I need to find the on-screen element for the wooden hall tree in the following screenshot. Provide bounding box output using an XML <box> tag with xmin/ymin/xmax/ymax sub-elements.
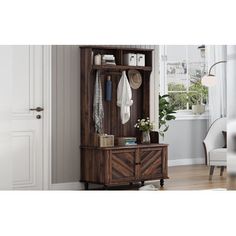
<box><xmin>80</xmin><ymin>46</ymin><xmax>168</xmax><ymax>190</ymax></box>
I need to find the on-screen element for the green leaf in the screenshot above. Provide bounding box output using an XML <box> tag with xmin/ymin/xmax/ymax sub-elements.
<box><xmin>159</xmin><ymin>93</ymin><xmax>177</xmax><ymax>136</ymax></box>
<box><xmin>166</xmin><ymin>115</ymin><xmax>176</xmax><ymax>121</ymax></box>
<box><xmin>160</xmin><ymin>120</ymin><xmax>166</xmax><ymax>125</ymax></box>
<box><xmin>163</xmin><ymin>126</ymin><xmax>169</xmax><ymax>132</ymax></box>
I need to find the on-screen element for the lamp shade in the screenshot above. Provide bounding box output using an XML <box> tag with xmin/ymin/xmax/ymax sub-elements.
<box><xmin>201</xmin><ymin>74</ymin><xmax>216</xmax><ymax>87</ymax></box>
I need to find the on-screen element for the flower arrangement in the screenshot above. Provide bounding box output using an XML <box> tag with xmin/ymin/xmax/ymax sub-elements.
<box><xmin>134</xmin><ymin>117</ymin><xmax>154</xmax><ymax>132</ymax></box>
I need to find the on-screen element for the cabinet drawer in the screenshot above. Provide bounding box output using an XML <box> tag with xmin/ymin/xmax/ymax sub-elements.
<box><xmin>140</xmin><ymin>148</ymin><xmax>163</xmax><ymax>179</ymax></box>
<box><xmin>110</xmin><ymin>149</ymin><xmax>136</xmax><ymax>183</ymax></box>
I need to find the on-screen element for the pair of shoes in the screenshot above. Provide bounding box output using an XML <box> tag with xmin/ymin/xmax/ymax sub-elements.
<box><xmin>139</xmin><ymin>184</ymin><xmax>158</xmax><ymax>191</ymax></box>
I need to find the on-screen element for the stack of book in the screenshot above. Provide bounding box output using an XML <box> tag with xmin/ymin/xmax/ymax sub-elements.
<box><xmin>102</xmin><ymin>54</ymin><xmax>116</xmax><ymax>65</ymax></box>
<box><xmin>116</xmin><ymin>137</ymin><xmax>137</xmax><ymax>146</ymax></box>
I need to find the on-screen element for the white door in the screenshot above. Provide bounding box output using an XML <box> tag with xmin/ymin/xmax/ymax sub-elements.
<box><xmin>11</xmin><ymin>46</ymin><xmax>44</xmax><ymax>190</ymax></box>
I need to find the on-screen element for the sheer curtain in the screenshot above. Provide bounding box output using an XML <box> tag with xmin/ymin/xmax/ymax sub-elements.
<box><xmin>227</xmin><ymin>46</ymin><xmax>236</xmax><ymax>176</ymax></box>
<box><xmin>206</xmin><ymin>45</ymin><xmax>227</xmax><ymax>126</ymax></box>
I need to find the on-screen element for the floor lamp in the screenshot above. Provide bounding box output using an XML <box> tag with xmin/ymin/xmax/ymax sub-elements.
<box><xmin>201</xmin><ymin>60</ymin><xmax>227</xmax><ymax>87</ymax></box>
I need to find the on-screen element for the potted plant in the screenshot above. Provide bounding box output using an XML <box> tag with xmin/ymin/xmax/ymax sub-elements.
<box><xmin>134</xmin><ymin>117</ymin><xmax>154</xmax><ymax>144</ymax></box>
<box><xmin>159</xmin><ymin>94</ymin><xmax>177</xmax><ymax>139</ymax></box>
<box><xmin>188</xmin><ymin>81</ymin><xmax>208</xmax><ymax>115</ymax></box>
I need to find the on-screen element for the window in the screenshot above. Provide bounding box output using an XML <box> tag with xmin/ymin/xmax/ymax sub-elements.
<box><xmin>160</xmin><ymin>45</ymin><xmax>208</xmax><ymax>117</ymax></box>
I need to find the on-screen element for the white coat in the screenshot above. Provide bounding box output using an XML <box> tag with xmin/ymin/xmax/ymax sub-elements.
<box><xmin>117</xmin><ymin>71</ymin><xmax>133</xmax><ymax>124</ymax></box>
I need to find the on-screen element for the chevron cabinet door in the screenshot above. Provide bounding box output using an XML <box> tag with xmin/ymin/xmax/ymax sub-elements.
<box><xmin>81</xmin><ymin>144</ymin><xmax>168</xmax><ymax>188</ymax></box>
<box><xmin>140</xmin><ymin>148</ymin><xmax>163</xmax><ymax>179</ymax></box>
<box><xmin>111</xmin><ymin>149</ymin><xmax>136</xmax><ymax>183</ymax></box>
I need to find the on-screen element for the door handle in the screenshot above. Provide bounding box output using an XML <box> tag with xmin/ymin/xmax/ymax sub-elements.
<box><xmin>30</xmin><ymin>107</ymin><xmax>44</xmax><ymax>112</ymax></box>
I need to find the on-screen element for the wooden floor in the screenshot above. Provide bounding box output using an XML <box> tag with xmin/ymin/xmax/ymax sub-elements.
<box><xmin>158</xmin><ymin>164</ymin><xmax>227</xmax><ymax>190</ymax></box>
<box><xmin>93</xmin><ymin>165</ymin><xmax>227</xmax><ymax>190</ymax></box>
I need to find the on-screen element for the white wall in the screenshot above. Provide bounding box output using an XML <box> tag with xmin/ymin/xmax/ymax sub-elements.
<box><xmin>164</xmin><ymin>119</ymin><xmax>208</xmax><ymax>165</ymax></box>
<box><xmin>52</xmin><ymin>45</ymin><xmax>80</xmax><ymax>184</ymax></box>
<box><xmin>0</xmin><ymin>46</ymin><xmax>12</xmax><ymax>189</ymax></box>
<box><xmin>227</xmin><ymin>46</ymin><xmax>236</xmax><ymax>120</ymax></box>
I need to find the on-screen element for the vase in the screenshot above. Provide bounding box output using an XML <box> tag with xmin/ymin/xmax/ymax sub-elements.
<box><xmin>159</xmin><ymin>134</ymin><xmax>165</xmax><ymax>144</ymax></box>
<box><xmin>192</xmin><ymin>104</ymin><xmax>205</xmax><ymax>115</ymax></box>
<box><xmin>141</xmin><ymin>131</ymin><xmax>151</xmax><ymax>144</ymax></box>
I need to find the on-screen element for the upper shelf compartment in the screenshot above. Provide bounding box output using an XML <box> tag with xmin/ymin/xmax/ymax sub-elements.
<box><xmin>80</xmin><ymin>45</ymin><xmax>153</xmax><ymax>70</ymax></box>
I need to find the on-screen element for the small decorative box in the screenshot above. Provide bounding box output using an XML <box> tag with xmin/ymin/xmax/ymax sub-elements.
<box><xmin>136</xmin><ymin>54</ymin><xmax>145</xmax><ymax>66</ymax></box>
<box><xmin>95</xmin><ymin>134</ymin><xmax>114</xmax><ymax>147</ymax></box>
<box><xmin>124</xmin><ymin>53</ymin><xmax>137</xmax><ymax>66</ymax></box>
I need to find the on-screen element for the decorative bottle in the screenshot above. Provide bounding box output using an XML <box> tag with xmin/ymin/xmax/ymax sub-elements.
<box><xmin>105</xmin><ymin>75</ymin><xmax>112</xmax><ymax>101</ymax></box>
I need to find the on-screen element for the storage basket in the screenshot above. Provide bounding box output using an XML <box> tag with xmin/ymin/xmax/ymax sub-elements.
<box><xmin>95</xmin><ymin>134</ymin><xmax>114</xmax><ymax>147</ymax></box>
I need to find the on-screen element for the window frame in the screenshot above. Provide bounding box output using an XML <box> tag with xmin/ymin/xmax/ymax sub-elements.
<box><xmin>159</xmin><ymin>45</ymin><xmax>209</xmax><ymax>120</ymax></box>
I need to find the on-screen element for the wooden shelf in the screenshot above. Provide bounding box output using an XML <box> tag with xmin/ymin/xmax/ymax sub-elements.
<box><xmin>92</xmin><ymin>64</ymin><xmax>152</xmax><ymax>71</ymax></box>
<box><xmin>80</xmin><ymin>45</ymin><xmax>153</xmax><ymax>52</ymax></box>
<box><xmin>81</xmin><ymin>143</ymin><xmax>168</xmax><ymax>150</ymax></box>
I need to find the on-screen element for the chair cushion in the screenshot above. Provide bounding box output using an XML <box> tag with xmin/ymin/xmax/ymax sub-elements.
<box><xmin>209</xmin><ymin>148</ymin><xmax>227</xmax><ymax>165</ymax></box>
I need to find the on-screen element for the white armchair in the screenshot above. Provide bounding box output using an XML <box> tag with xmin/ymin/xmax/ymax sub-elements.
<box><xmin>203</xmin><ymin>117</ymin><xmax>227</xmax><ymax>180</ymax></box>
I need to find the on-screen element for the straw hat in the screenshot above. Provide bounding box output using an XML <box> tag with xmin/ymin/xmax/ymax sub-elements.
<box><xmin>128</xmin><ymin>69</ymin><xmax>142</xmax><ymax>89</ymax></box>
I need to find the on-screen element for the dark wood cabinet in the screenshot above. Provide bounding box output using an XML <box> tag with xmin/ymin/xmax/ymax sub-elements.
<box><xmin>81</xmin><ymin>144</ymin><xmax>168</xmax><ymax>189</ymax></box>
<box><xmin>80</xmin><ymin>46</ymin><xmax>169</xmax><ymax>189</ymax></box>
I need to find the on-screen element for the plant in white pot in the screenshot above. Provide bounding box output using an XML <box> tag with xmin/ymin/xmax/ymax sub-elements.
<box><xmin>188</xmin><ymin>81</ymin><xmax>208</xmax><ymax>115</ymax></box>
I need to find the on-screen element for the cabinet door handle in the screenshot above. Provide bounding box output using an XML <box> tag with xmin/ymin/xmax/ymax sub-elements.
<box><xmin>135</xmin><ymin>162</ymin><xmax>141</xmax><ymax>165</ymax></box>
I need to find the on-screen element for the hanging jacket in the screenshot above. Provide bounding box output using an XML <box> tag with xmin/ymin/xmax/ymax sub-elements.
<box><xmin>117</xmin><ymin>71</ymin><xmax>133</xmax><ymax>124</ymax></box>
<box><xmin>93</xmin><ymin>70</ymin><xmax>104</xmax><ymax>133</ymax></box>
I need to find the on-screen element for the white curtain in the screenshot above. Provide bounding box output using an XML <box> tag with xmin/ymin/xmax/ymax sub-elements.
<box><xmin>206</xmin><ymin>45</ymin><xmax>227</xmax><ymax>126</ymax></box>
<box><xmin>227</xmin><ymin>46</ymin><xmax>236</xmax><ymax>175</ymax></box>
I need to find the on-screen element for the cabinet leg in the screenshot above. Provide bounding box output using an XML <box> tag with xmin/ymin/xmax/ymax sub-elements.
<box><xmin>103</xmin><ymin>185</ymin><xmax>108</xmax><ymax>190</ymax></box>
<box><xmin>160</xmin><ymin>179</ymin><xmax>164</xmax><ymax>187</ymax></box>
<box><xmin>84</xmin><ymin>182</ymin><xmax>89</xmax><ymax>190</ymax></box>
<box><xmin>141</xmin><ymin>181</ymin><xmax>145</xmax><ymax>186</ymax></box>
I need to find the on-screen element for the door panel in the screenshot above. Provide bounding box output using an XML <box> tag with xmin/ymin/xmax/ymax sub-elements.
<box><xmin>12</xmin><ymin>46</ymin><xmax>33</xmax><ymax>115</ymax></box>
<box><xmin>11</xmin><ymin>46</ymin><xmax>43</xmax><ymax>190</ymax></box>
<box><xmin>12</xmin><ymin>131</ymin><xmax>36</xmax><ymax>186</ymax></box>
<box><xmin>111</xmin><ymin>150</ymin><xmax>136</xmax><ymax>182</ymax></box>
<box><xmin>140</xmin><ymin>148</ymin><xmax>163</xmax><ymax>179</ymax></box>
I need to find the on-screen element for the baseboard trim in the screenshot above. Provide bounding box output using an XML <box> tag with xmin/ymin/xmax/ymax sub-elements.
<box><xmin>168</xmin><ymin>158</ymin><xmax>205</xmax><ymax>167</ymax></box>
<box><xmin>50</xmin><ymin>181</ymin><xmax>83</xmax><ymax>190</ymax></box>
